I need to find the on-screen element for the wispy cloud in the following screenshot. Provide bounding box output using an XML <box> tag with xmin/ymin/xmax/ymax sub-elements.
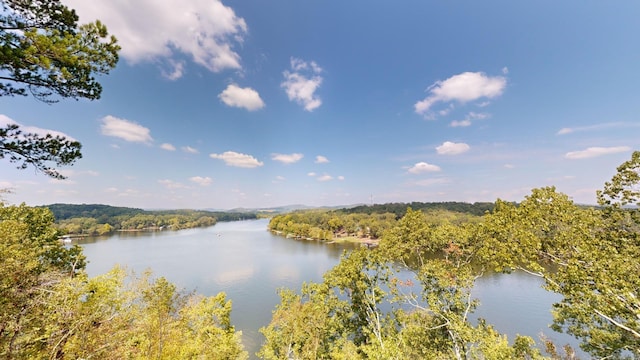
<box><xmin>408</xmin><ymin>162</ymin><xmax>441</xmax><ymax>174</ymax></box>
<box><xmin>160</xmin><ymin>143</ymin><xmax>176</xmax><ymax>151</ymax></box>
<box><xmin>436</xmin><ymin>141</ymin><xmax>470</xmax><ymax>155</ymax></box>
<box><xmin>281</xmin><ymin>58</ymin><xmax>323</xmax><ymax>111</ymax></box>
<box><xmin>158</xmin><ymin>179</ymin><xmax>188</xmax><ymax>189</ymax></box>
<box><xmin>565</xmin><ymin>146</ymin><xmax>631</xmax><ymax>159</ymax></box>
<box><xmin>219</xmin><ymin>84</ymin><xmax>265</xmax><ymax>111</ymax></box>
<box><xmin>100</xmin><ymin>115</ymin><xmax>153</xmax><ymax>143</ymax></box>
<box><xmin>189</xmin><ymin>176</ymin><xmax>213</xmax><ymax>186</ymax></box>
<box><xmin>66</xmin><ymin>0</ymin><xmax>247</xmax><ymax>76</ymax></box>
<box><xmin>271</xmin><ymin>153</ymin><xmax>304</xmax><ymax>164</ymax></box>
<box><xmin>0</xmin><ymin>114</ymin><xmax>76</xmax><ymax>141</ymax></box>
<box><xmin>557</xmin><ymin>122</ymin><xmax>640</xmax><ymax>135</ymax></box>
<box><xmin>450</xmin><ymin>112</ymin><xmax>489</xmax><ymax>127</ymax></box>
<box><xmin>182</xmin><ymin>146</ymin><xmax>199</xmax><ymax>154</ymax></box>
<box><xmin>210</xmin><ymin>151</ymin><xmax>263</xmax><ymax>168</ymax></box>
<box><xmin>414</xmin><ymin>71</ymin><xmax>506</xmax><ymax>118</ymax></box>
<box><xmin>414</xmin><ymin>178</ymin><xmax>448</xmax><ymax>187</ymax></box>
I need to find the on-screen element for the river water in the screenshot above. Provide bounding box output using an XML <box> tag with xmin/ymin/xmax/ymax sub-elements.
<box><xmin>79</xmin><ymin>219</ymin><xmax>583</xmax><ymax>358</ymax></box>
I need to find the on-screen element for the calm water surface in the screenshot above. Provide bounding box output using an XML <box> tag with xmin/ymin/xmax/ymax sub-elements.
<box><xmin>79</xmin><ymin>219</ymin><xmax>582</xmax><ymax>358</ymax></box>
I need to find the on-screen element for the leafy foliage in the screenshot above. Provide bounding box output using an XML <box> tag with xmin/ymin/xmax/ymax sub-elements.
<box><xmin>1</xmin><ymin>0</ymin><xmax>119</xmax><ymax>178</ymax></box>
<box><xmin>0</xmin><ymin>0</ymin><xmax>119</xmax><ymax>101</ymax></box>
<box><xmin>0</xmin><ymin>203</ymin><xmax>247</xmax><ymax>359</ymax></box>
<box><xmin>0</xmin><ymin>123</ymin><xmax>82</xmax><ymax>179</ymax></box>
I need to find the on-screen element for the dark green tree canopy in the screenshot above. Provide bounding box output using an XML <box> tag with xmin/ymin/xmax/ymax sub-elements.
<box><xmin>0</xmin><ymin>0</ymin><xmax>120</xmax><ymax>101</ymax></box>
<box><xmin>0</xmin><ymin>122</ymin><xmax>81</xmax><ymax>179</ymax></box>
<box><xmin>0</xmin><ymin>0</ymin><xmax>119</xmax><ymax>178</ymax></box>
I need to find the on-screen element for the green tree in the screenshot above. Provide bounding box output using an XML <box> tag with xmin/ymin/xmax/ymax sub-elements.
<box><xmin>1</xmin><ymin>0</ymin><xmax>119</xmax><ymax>178</ymax></box>
<box><xmin>0</xmin><ymin>203</ymin><xmax>85</xmax><ymax>358</ymax></box>
<box><xmin>479</xmin><ymin>152</ymin><xmax>640</xmax><ymax>358</ymax></box>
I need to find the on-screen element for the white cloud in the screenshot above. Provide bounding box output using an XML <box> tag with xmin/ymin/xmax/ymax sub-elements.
<box><xmin>414</xmin><ymin>71</ymin><xmax>506</xmax><ymax>116</ymax></box>
<box><xmin>504</xmin><ymin>164</ymin><xmax>515</xmax><ymax>169</ymax></box>
<box><xmin>160</xmin><ymin>143</ymin><xmax>176</xmax><ymax>151</ymax></box>
<box><xmin>210</xmin><ymin>151</ymin><xmax>263</xmax><ymax>168</ymax></box>
<box><xmin>158</xmin><ymin>179</ymin><xmax>187</xmax><ymax>189</ymax></box>
<box><xmin>557</xmin><ymin>122</ymin><xmax>640</xmax><ymax>135</ymax></box>
<box><xmin>189</xmin><ymin>176</ymin><xmax>212</xmax><ymax>186</ymax></box>
<box><xmin>0</xmin><ymin>114</ymin><xmax>76</xmax><ymax>140</ymax></box>
<box><xmin>307</xmin><ymin>172</ymin><xmax>317</xmax><ymax>177</ymax></box>
<box><xmin>64</xmin><ymin>0</ymin><xmax>247</xmax><ymax>76</ymax></box>
<box><xmin>271</xmin><ymin>153</ymin><xmax>303</xmax><ymax>164</ymax></box>
<box><xmin>219</xmin><ymin>84</ymin><xmax>265</xmax><ymax>111</ymax></box>
<box><xmin>182</xmin><ymin>146</ymin><xmax>199</xmax><ymax>154</ymax></box>
<box><xmin>337</xmin><ymin>176</ymin><xmax>345</xmax><ymax>181</ymax></box>
<box><xmin>436</xmin><ymin>141</ymin><xmax>470</xmax><ymax>155</ymax></box>
<box><xmin>100</xmin><ymin>115</ymin><xmax>153</xmax><ymax>143</ymax></box>
<box><xmin>450</xmin><ymin>112</ymin><xmax>489</xmax><ymax>127</ymax></box>
<box><xmin>408</xmin><ymin>162</ymin><xmax>441</xmax><ymax>174</ymax></box>
<box><xmin>161</xmin><ymin>60</ymin><xmax>185</xmax><ymax>80</ymax></box>
<box><xmin>317</xmin><ymin>174</ymin><xmax>333</xmax><ymax>182</ymax></box>
<box><xmin>450</xmin><ymin>119</ymin><xmax>471</xmax><ymax>127</ymax></box>
<box><xmin>565</xmin><ymin>146</ymin><xmax>631</xmax><ymax>159</ymax></box>
<box><xmin>281</xmin><ymin>57</ymin><xmax>323</xmax><ymax>111</ymax></box>
<box><xmin>315</xmin><ymin>155</ymin><xmax>330</xmax><ymax>164</ymax></box>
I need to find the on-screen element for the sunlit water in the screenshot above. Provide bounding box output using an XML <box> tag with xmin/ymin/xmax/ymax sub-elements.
<box><xmin>79</xmin><ymin>219</ymin><xmax>583</xmax><ymax>359</ymax></box>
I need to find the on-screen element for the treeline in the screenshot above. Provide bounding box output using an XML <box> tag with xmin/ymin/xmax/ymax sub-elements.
<box><xmin>339</xmin><ymin>201</ymin><xmax>495</xmax><ymax>217</ymax></box>
<box><xmin>43</xmin><ymin>203</ymin><xmax>257</xmax><ymax>236</ymax></box>
<box><xmin>269</xmin><ymin>208</ymin><xmax>483</xmax><ymax>241</ymax></box>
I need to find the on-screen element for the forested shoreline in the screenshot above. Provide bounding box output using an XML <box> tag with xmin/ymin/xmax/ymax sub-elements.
<box><xmin>42</xmin><ymin>203</ymin><xmax>258</xmax><ymax>236</ymax></box>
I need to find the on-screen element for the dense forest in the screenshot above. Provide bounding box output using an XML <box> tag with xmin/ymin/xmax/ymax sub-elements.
<box><xmin>2</xmin><ymin>151</ymin><xmax>638</xmax><ymax>359</ymax></box>
<box><xmin>268</xmin><ymin>201</ymin><xmax>492</xmax><ymax>241</ymax></box>
<box><xmin>42</xmin><ymin>203</ymin><xmax>258</xmax><ymax>236</ymax></box>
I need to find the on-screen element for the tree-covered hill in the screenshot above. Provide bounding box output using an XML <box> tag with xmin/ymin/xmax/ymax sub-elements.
<box><xmin>337</xmin><ymin>201</ymin><xmax>495</xmax><ymax>218</ymax></box>
<box><xmin>40</xmin><ymin>203</ymin><xmax>258</xmax><ymax>236</ymax></box>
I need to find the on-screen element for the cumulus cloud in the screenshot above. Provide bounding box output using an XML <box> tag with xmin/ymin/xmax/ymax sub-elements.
<box><xmin>565</xmin><ymin>146</ymin><xmax>631</xmax><ymax>159</ymax></box>
<box><xmin>160</xmin><ymin>143</ymin><xmax>176</xmax><ymax>151</ymax></box>
<box><xmin>315</xmin><ymin>155</ymin><xmax>330</xmax><ymax>164</ymax></box>
<box><xmin>414</xmin><ymin>72</ymin><xmax>506</xmax><ymax>117</ymax></box>
<box><xmin>271</xmin><ymin>153</ymin><xmax>303</xmax><ymax>164</ymax></box>
<box><xmin>337</xmin><ymin>176</ymin><xmax>345</xmax><ymax>181</ymax></box>
<box><xmin>219</xmin><ymin>84</ymin><xmax>265</xmax><ymax>111</ymax></box>
<box><xmin>189</xmin><ymin>176</ymin><xmax>213</xmax><ymax>186</ymax></box>
<box><xmin>317</xmin><ymin>174</ymin><xmax>333</xmax><ymax>182</ymax></box>
<box><xmin>182</xmin><ymin>146</ymin><xmax>199</xmax><ymax>154</ymax></box>
<box><xmin>281</xmin><ymin>58</ymin><xmax>323</xmax><ymax>111</ymax></box>
<box><xmin>307</xmin><ymin>172</ymin><xmax>317</xmax><ymax>177</ymax></box>
<box><xmin>0</xmin><ymin>114</ymin><xmax>76</xmax><ymax>140</ymax></box>
<box><xmin>64</xmin><ymin>0</ymin><xmax>247</xmax><ymax>76</ymax></box>
<box><xmin>100</xmin><ymin>115</ymin><xmax>152</xmax><ymax>143</ymax></box>
<box><xmin>436</xmin><ymin>141</ymin><xmax>470</xmax><ymax>155</ymax></box>
<box><xmin>408</xmin><ymin>162</ymin><xmax>441</xmax><ymax>174</ymax></box>
<box><xmin>210</xmin><ymin>151</ymin><xmax>263</xmax><ymax>168</ymax></box>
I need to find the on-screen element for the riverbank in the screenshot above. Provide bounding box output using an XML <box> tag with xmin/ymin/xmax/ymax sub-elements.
<box><xmin>271</xmin><ymin>229</ymin><xmax>379</xmax><ymax>247</ymax></box>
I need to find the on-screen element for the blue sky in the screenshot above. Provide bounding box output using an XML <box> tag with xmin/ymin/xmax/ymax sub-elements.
<box><xmin>1</xmin><ymin>1</ymin><xmax>639</xmax><ymax>210</ymax></box>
